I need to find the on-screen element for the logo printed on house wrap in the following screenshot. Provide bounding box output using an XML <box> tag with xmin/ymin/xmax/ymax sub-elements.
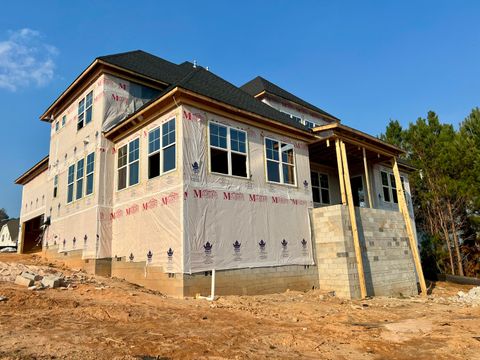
<box><xmin>281</xmin><ymin>239</ymin><xmax>289</xmax><ymax>258</ymax></box>
<box><xmin>203</xmin><ymin>242</ymin><xmax>214</xmax><ymax>264</ymax></box>
<box><xmin>258</xmin><ymin>239</ymin><xmax>268</xmax><ymax>260</ymax></box>
<box><xmin>167</xmin><ymin>248</ymin><xmax>174</xmax><ymax>271</ymax></box>
<box><xmin>233</xmin><ymin>240</ymin><xmax>242</xmax><ymax>261</ymax></box>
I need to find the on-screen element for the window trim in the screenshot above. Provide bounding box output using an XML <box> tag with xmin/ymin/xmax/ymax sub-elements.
<box><xmin>207</xmin><ymin>121</ymin><xmax>250</xmax><ymax>179</ymax></box>
<box><xmin>67</xmin><ymin>164</ymin><xmax>75</xmax><ymax>204</ymax></box>
<box><xmin>85</xmin><ymin>152</ymin><xmax>95</xmax><ymax>197</ymax></box>
<box><xmin>311</xmin><ymin>171</ymin><xmax>330</xmax><ymax>205</ymax></box>
<box><xmin>53</xmin><ymin>175</ymin><xmax>58</xmax><ymax>198</ymax></box>
<box><xmin>77</xmin><ymin>90</ymin><xmax>93</xmax><ymax>131</ymax></box>
<box><xmin>264</xmin><ymin>136</ymin><xmax>297</xmax><ymax>187</ymax></box>
<box><xmin>380</xmin><ymin>170</ymin><xmax>405</xmax><ymax>204</ymax></box>
<box><xmin>117</xmin><ymin>137</ymin><xmax>141</xmax><ymax>191</ymax></box>
<box><xmin>147</xmin><ymin>117</ymin><xmax>177</xmax><ymax>180</ymax></box>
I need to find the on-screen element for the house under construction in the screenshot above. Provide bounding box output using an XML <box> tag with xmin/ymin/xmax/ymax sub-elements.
<box><xmin>15</xmin><ymin>51</ymin><xmax>425</xmax><ymax>299</ymax></box>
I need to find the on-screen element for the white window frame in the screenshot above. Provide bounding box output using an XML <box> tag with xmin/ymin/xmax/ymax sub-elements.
<box><xmin>311</xmin><ymin>171</ymin><xmax>330</xmax><ymax>205</ymax></box>
<box><xmin>53</xmin><ymin>175</ymin><xmax>58</xmax><ymax>198</ymax></box>
<box><xmin>67</xmin><ymin>164</ymin><xmax>75</xmax><ymax>204</ymax></box>
<box><xmin>85</xmin><ymin>152</ymin><xmax>95</xmax><ymax>196</ymax></box>
<box><xmin>77</xmin><ymin>91</ymin><xmax>93</xmax><ymax>131</ymax></box>
<box><xmin>75</xmin><ymin>158</ymin><xmax>85</xmax><ymax>200</ymax></box>
<box><xmin>208</xmin><ymin>121</ymin><xmax>250</xmax><ymax>179</ymax></box>
<box><xmin>117</xmin><ymin>138</ymin><xmax>140</xmax><ymax>191</ymax></box>
<box><xmin>303</xmin><ymin>119</ymin><xmax>316</xmax><ymax>129</ymax></box>
<box><xmin>380</xmin><ymin>170</ymin><xmax>405</xmax><ymax>204</ymax></box>
<box><xmin>264</xmin><ymin>137</ymin><xmax>297</xmax><ymax>186</ymax></box>
<box><xmin>147</xmin><ymin>117</ymin><xmax>177</xmax><ymax>180</ymax></box>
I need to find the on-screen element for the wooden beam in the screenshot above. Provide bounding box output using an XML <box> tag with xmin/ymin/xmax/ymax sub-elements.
<box><xmin>335</xmin><ymin>139</ymin><xmax>346</xmax><ymax>205</ymax></box>
<box><xmin>363</xmin><ymin>148</ymin><xmax>373</xmax><ymax>208</ymax></box>
<box><xmin>391</xmin><ymin>157</ymin><xmax>427</xmax><ymax>297</ymax></box>
<box><xmin>340</xmin><ymin>141</ymin><xmax>367</xmax><ymax>299</ymax></box>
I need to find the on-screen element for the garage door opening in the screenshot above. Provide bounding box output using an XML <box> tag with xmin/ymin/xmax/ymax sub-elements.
<box><xmin>21</xmin><ymin>215</ymin><xmax>44</xmax><ymax>253</ymax></box>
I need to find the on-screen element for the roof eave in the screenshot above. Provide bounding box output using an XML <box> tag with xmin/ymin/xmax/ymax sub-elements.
<box><xmin>104</xmin><ymin>87</ymin><xmax>316</xmax><ymax>142</ymax></box>
<box><xmin>15</xmin><ymin>156</ymin><xmax>49</xmax><ymax>185</ymax></box>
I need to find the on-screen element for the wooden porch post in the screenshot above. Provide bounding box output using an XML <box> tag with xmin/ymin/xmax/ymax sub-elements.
<box><xmin>340</xmin><ymin>141</ymin><xmax>367</xmax><ymax>299</ymax></box>
<box><xmin>392</xmin><ymin>157</ymin><xmax>427</xmax><ymax>296</ymax></box>
<box><xmin>335</xmin><ymin>139</ymin><xmax>346</xmax><ymax>205</ymax></box>
<box><xmin>362</xmin><ymin>148</ymin><xmax>373</xmax><ymax>208</ymax></box>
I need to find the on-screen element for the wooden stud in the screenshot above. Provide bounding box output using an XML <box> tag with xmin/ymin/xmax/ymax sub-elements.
<box><xmin>340</xmin><ymin>141</ymin><xmax>367</xmax><ymax>299</ymax></box>
<box><xmin>391</xmin><ymin>157</ymin><xmax>428</xmax><ymax>297</ymax></box>
<box><xmin>326</xmin><ymin>139</ymin><xmax>330</xmax><ymax>147</ymax></box>
<box><xmin>335</xmin><ymin>139</ymin><xmax>346</xmax><ymax>205</ymax></box>
<box><xmin>362</xmin><ymin>147</ymin><xmax>373</xmax><ymax>208</ymax></box>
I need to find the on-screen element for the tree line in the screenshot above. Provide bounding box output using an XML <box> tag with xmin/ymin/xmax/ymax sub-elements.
<box><xmin>380</xmin><ymin>109</ymin><xmax>480</xmax><ymax>278</ymax></box>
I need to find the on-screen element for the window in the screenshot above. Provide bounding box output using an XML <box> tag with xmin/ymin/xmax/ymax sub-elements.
<box><xmin>265</xmin><ymin>138</ymin><xmax>296</xmax><ymax>185</ymax></box>
<box><xmin>311</xmin><ymin>171</ymin><xmax>330</xmax><ymax>204</ymax></box>
<box><xmin>76</xmin><ymin>159</ymin><xmax>84</xmax><ymax>200</ymax></box>
<box><xmin>62</xmin><ymin>115</ymin><xmax>66</xmax><ymax>127</ymax></box>
<box><xmin>148</xmin><ymin>119</ymin><xmax>176</xmax><ymax>179</ymax></box>
<box><xmin>304</xmin><ymin>120</ymin><xmax>316</xmax><ymax>129</ymax></box>
<box><xmin>55</xmin><ymin>121</ymin><xmax>59</xmax><ymax>132</ymax></box>
<box><xmin>67</xmin><ymin>164</ymin><xmax>75</xmax><ymax>203</ymax></box>
<box><xmin>53</xmin><ymin>175</ymin><xmax>58</xmax><ymax>198</ymax></box>
<box><xmin>118</xmin><ymin>138</ymin><xmax>139</xmax><ymax>190</ymax></box>
<box><xmin>77</xmin><ymin>91</ymin><xmax>93</xmax><ymax>130</ymax></box>
<box><xmin>162</xmin><ymin>119</ymin><xmax>176</xmax><ymax>173</ymax></box>
<box><xmin>280</xmin><ymin>111</ymin><xmax>302</xmax><ymax>124</ymax></box>
<box><xmin>381</xmin><ymin>171</ymin><xmax>405</xmax><ymax>204</ymax></box>
<box><xmin>86</xmin><ymin>152</ymin><xmax>95</xmax><ymax>195</ymax></box>
<box><xmin>209</xmin><ymin>122</ymin><xmax>248</xmax><ymax>177</ymax></box>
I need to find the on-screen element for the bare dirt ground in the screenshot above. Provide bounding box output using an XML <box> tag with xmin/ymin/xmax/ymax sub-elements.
<box><xmin>0</xmin><ymin>254</ymin><xmax>479</xmax><ymax>360</ymax></box>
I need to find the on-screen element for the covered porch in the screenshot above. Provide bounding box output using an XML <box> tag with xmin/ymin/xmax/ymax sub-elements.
<box><xmin>308</xmin><ymin>123</ymin><xmax>426</xmax><ymax>298</ymax></box>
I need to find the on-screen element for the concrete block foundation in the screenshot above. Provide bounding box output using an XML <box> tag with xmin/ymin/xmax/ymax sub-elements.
<box><xmin>40</xmin><ymin>205</ymin><xmax>418</xmax><ymax>299</ymax></box>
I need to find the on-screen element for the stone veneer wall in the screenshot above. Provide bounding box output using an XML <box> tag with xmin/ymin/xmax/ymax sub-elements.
<box><xmin>312</xmin><ymin>205</ymin><xmax>418</xmax><ymax>299</ymax></box>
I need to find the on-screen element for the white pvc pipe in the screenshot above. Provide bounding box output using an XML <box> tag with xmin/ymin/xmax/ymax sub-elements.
<box><xmin>198</xmin><ymin>269</ymin><xmax>216</xmax><ymax>301</ymax></box>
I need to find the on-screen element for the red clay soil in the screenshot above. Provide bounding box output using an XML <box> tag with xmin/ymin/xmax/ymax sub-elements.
<box><xmin>0</xmin><ymin>254</ymin><xmax>479</xmax><ymax>360</ymax></box>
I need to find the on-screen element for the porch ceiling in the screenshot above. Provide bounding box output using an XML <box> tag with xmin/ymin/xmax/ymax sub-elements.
<box><xmin>308</xmin><ymin>140</ymin><xmax>391</xmax><ymax>168</ymax></box>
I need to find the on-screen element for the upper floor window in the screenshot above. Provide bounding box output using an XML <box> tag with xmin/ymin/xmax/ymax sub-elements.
<box><xmin>62</xmin><ymin>115</ymin><xmax>66</xmax><ymax>127</ymax></box>
<box><xmin>304</xmin><ymin>120</ymin><xmax>316</xmax><ymax>129</ymax></box>
<box><xmin>77</xmin><ymin>91</ymin><xmax>93</xmax><ymax>130</ymax></box>
<box><xmin>118</xmin><ymin>138</ymin><xmax>139</xmax><ymax>190</ymax></box>
<box><xmin>280</xmin><ymin>111</ymin><xmax>302</xmax><ymax>124</ymax></box>
<box><xmin>148</xmin><ymin>118</ymin><xmax>176</xmax><ymax>179</ymax></box>
<box><xmin>209</xmin><ymin>122</ymin><xmax>248</xmax><ymax>178</ymax></box>
<box><xmin>66</xmin><ymin>151</ymin><xmax>95</xmax><ymax>203</ymax></box>
<box><xmin>53</xmin><ymin>175</ymin><xmax>58</xmax><ymax>198</ymax></box>
<box><xmin>265</xmin><ymin>138</ymin><xmax>296</xmax><ymax>185</ymax></box>
<box><xmin>311</xmin><ymin>171</ymin><xmax>330</xmax><ymax>204</ymax></box>
<box><xmin>55</xmin><ymin>121</ymin><xmax>59</xmax><ymax>132</ymax></box>
<box><xmin>381</xmin><ymin>171</ymin><xmax>405</xmax><ymax>204</ymax></box>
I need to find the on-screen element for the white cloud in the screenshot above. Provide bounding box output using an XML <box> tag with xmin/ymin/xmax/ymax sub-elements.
<box><xmin>0</xmin><ymin>28</ymin><xmax>58</xmax><ymax>91</ymax></box>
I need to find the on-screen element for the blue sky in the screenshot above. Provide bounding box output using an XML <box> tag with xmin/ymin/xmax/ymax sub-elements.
<box><xmin>1</xmin><ymin>1</ymin><xmax>479</xmax><ymax>217</ymax></box>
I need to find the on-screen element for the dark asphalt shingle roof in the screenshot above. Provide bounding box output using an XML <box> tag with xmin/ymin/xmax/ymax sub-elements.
<box><xmin>240</xmin><ymin>76</ymin><xmax>339</xmax><ymax>121</ymax></box>
<box><xmin>99</xmin><ymin>51</ymin><xmax>310</xmax><ymax>132</ymax></box>
<box><xmin>98</xmin><ymin>50</ymin><xmax>189</xmax><ymax>85</ymax></box>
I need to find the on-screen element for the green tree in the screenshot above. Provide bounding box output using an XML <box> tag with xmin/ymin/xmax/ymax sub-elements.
<box><xmin>0</xmin><ymin>208</ymin><xmax>8</xmax><ymax>222</ymax></box>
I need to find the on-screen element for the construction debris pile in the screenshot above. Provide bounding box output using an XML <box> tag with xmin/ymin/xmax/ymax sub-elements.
<box><xmin>0</xmin><ymin>260</ymin><xmax>95</xmax><ymax>291</ymax></box>
<box><xmin>452</xmin><ymin>286</ymin><xmax>480</xmax><ymax>306</ymax></box>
